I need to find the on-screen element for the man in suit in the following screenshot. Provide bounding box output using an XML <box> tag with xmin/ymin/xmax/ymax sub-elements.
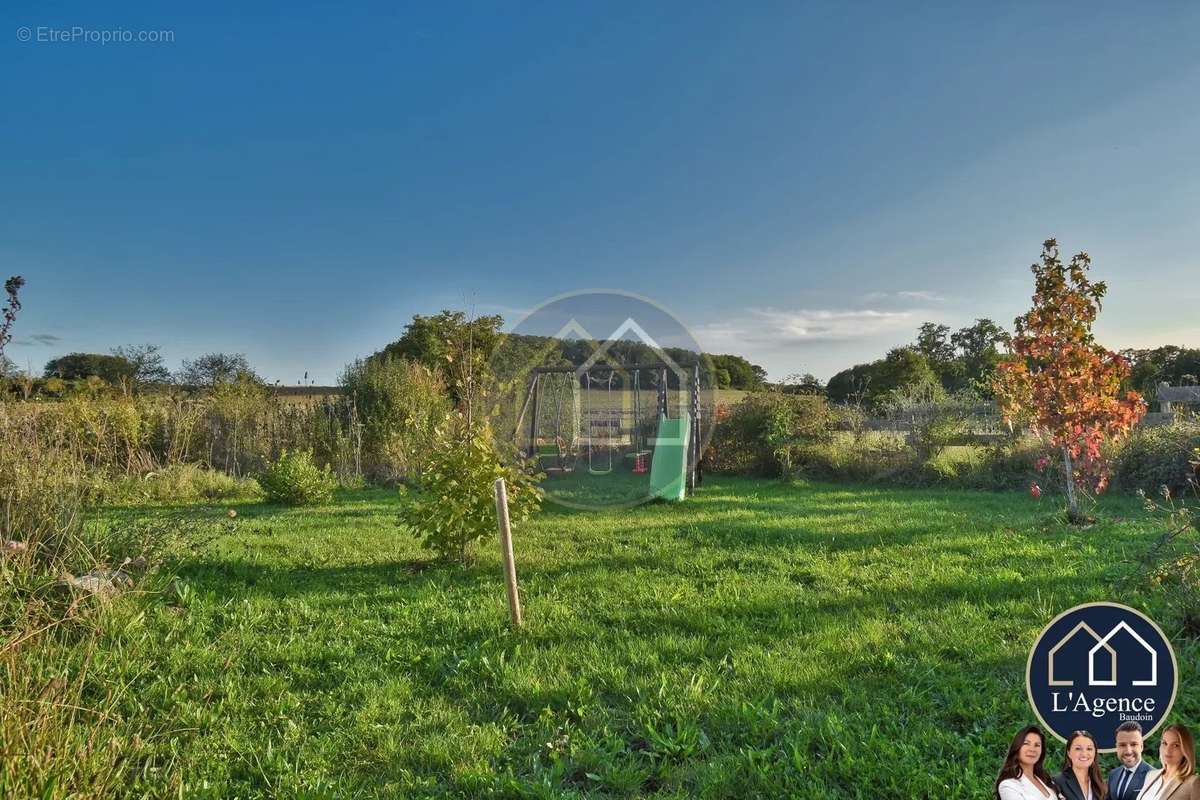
<box><xmin>1109</xmin><ymin>721</ymin><xmax>1153</xmax><ymax>800</ymax></box>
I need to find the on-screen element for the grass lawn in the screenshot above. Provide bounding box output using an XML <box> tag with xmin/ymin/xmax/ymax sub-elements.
<box><xmin>84</xmin><ymin>478</ymin><xmax>1196</xmax><ymax>798</ymax></box>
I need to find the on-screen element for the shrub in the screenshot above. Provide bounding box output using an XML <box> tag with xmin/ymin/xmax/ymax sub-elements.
<box><xmin>0</xmin><ymin>388</ymin><xmax>367</xmax><ymax>496</ymax></box>
<box><xmin>342</xmin><ymin>356</ymin><xmax>451</xmax><ymax>483</ymax></box>
<box><xmin>399</xmin><ymin>413</ymin><xmax>541</xmax><ymax>564</ymax></box>
<box><xmin>702</xmin><ymin>402</ymin><xmax>760</xmax><ymax>475</ymax></box>
<box><xmin>1138</xmin><ymin>454</ymin><xmax>1200</xmax><ymax>634</ymax></box>
<box><xmin>703</xmin><ymin>392</ymin><xmax>832</xmax><ymax>477</ymax></box>
<box><xmin>767</xmin><ymin>394</ymin><xmax>835</xmax><ymax>476</ymax></box>
<box><xmin>206</xmin><ymin>377</ymin><xmax>274</xmax><ymax>475</ymax></box>
<box><xmin>962</xmin><ymin>436</ymin><xmax>1047</xmax><ymax>491</ymax></box>
<box><xmin>707</xmin><ymin>386</ymin><xmax>1071</xmax><ymax>491</ymax></box>
<box><xmin>834</xmin><ymin>402</ymin><xmax>870</xmax><ymax>444</ymax></box>
<box><xmin>257</xmin><ymin>449</ymin><xmax>336</xmax><ymax>505</ymax></box>
<box><xmin>0</xmin><ymin>403</ymin><xmax>85</xmax><ymax>563</ymax></box>
<box><xmin>797</xmin><ymin>431</ymin><xmax>919</xmax><ymax>484</ymax></box>
<box><xmin>61</xmin><ymin>394</ymin><xmax>152</xmax><ymax>473</ymax></box>
<box><xmin>1115</xmin><ymin>422</ymin><xmax>1200</xmax><ymax>496</ymax></box>
<box><xmin>880</xmin><ymin>383</ymin><xmax>977</xmax><ymax>460</ymax></box>
<box><xmin>100</xmin><ymin>464</ymin><xmax>261</xmax><ymax>505</ymax></box>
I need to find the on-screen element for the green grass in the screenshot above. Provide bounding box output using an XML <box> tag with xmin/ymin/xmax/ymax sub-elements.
<box><xmin>537</xmin><ymin>467</ymin><xmax>655</xmax><ymax>508</ymax></box>
<box><xmin>79</xmin><ymin>479</ymin><xmax>1197</xmax><ymax>798</ymax></box>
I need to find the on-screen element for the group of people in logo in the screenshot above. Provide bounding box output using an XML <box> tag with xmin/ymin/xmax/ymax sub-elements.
<box><xmin>995</xmin><ymin>722</ymin><xmax>1199</xmax><ymax>800</ymax></box>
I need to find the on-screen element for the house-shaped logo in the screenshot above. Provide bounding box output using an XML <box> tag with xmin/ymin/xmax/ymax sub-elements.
<box><xmin>569</xmin><ymin>316</ymin><xmax>691</xmax><ymax>421</ymax></box>
<box><xmin>1046</xmin><ymin>621</ymin><xmax>1157</xmax><ymax>687</ymax></box>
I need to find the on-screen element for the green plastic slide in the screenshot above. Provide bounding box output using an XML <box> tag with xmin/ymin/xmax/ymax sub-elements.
<box><xmin>649</xmin><ymin>413</ymin><xmax>690</xmax><ymax>502</ymax></box>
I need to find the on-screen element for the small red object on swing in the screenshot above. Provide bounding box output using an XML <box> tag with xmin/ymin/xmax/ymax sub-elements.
<box><xmin>633</xmin><ymin>452</ymin><xmax>648</xmax><ymax>474</ymax></box>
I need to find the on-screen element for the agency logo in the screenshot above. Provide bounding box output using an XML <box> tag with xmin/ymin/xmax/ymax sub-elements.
<box><xmin>488</xmin><ymin>290</ymin><xmax>716</xmax><ymax>510</ymax></box>
<box><xmin>1027</xmin><ymin>602</ymin><xmax>1178</xmax><ymax>751</ymax></box>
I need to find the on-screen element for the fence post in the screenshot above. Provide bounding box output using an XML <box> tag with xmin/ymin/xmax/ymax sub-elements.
<box><xmin>689</xmin><ymin>363</ymin><xmax>700</xmax><ymax>493</ymax></box>
<box><xmin>493</xmin><ymin>478</ymin><xmax>523</xmax><ymax>628</ymax></box>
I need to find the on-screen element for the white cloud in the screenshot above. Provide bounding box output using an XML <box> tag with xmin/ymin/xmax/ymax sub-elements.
<box><xmin>696</xmin><ymin>307</ymin><xmax>919</xmax><ymax>350</ymax></box>
<box><xmin>897</xmin><ymin>290</ymin><xmax>947</xmax><ymax>302</ymax></box>
<box><xmin>862</xmin><ymin>289</ymin><xmax>949</xmax><ymax>303</ymax></box>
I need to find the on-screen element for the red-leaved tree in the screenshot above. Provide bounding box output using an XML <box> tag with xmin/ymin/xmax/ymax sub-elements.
<box><xmin>994</xmin><ymin>239</ymin><xmax>1145</xmax><ymax>522</ymax></box>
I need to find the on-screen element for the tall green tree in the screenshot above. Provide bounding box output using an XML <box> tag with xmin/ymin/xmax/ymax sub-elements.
<box><xmin>708</xmin><ymin>354</ymin><xmax>766</xmax><ymax>390</ymax></box>
<box><xmin>915</xmin><ymin>322</ymin><xmax>955</xmax><ymax>365</ymax></box>
<box><xmin>951</xmin><ymin>318</ymin><xmax>1010</xmax><ymax>362</ymax></box>
<box><xmin>826</xmin><ymin>349</ymin><xmax>936</xmax><ymax>407</ymax></box>
<box><xmin>952</xmin><ymin>318</ymin><xmax>1010</xmax><ymax>393</ymax></box>
<box><xmin>178</xmin><ymin>353</ymin><xmax>260</xmax><ymax>387</ymax></box>
<box><xmin>44</xmin><ymin>352</ymin><xmax>136</xmax><ymax>383</ymax></box>
<box><xmin>826</xmin><ymin>362</ymin><xmax>880</xmax><ymax>404</ymax></box>
<box><xmin>915</xmin><ymin>321</ymin><xmax>970</xmax><ymax>392</ymax></box>
<box><xmin>376</xmin><ymin>311</ymin><xmax>505</xmax><ymax>372</ymax></box>
<box><xmin>780</xmin><ymin>373</ymin><xmax>825</xmax><ymax>396</ymax></box>
<box><xmin>111</xmin><ymin>343</ymin><xmax>171</xmax><ymax>385</ymax></box>
<box><xmin>1122</xmin><ymin>346</ymin><xmax>1200</xmax><ymax>402</ymax></box>
<box><xmin>876</xmin><ymin>347</ymin><xmax>938</xmax><ymax>399</ymax></box>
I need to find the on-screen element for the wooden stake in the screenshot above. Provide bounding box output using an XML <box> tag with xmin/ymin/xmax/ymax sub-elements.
<box><xmin>493</xmin><ymin>478</ymin><xmax>523</xmax><ymax>628</ymax></box>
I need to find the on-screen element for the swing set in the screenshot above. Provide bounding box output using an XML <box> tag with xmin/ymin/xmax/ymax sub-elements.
<box><xmin>518</xmin><ymin>362</ymin><xmax>703</xmax><ymax>500</ymax></box>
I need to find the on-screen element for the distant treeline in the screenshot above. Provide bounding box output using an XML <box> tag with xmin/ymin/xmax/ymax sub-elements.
<box><xmin>368</xmin><ymin>310</ymin><xmax>767</xmax><ymax>390</ymax></box>
<box><xmin>817</xmin><ymin>321</ymin><xmax>1197</xmax><ymax>409</ymax></box>
<box><xmin>7</xmin><ymin>309</ymin><xmax>1197</xmax><ymax>405</ymax></box>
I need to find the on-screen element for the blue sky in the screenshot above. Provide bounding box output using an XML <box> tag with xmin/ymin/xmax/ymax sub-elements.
<box><xmin>3</xmin><ymin>2</ymin><xmax>1198</xmax><ymax>382</ymax></box>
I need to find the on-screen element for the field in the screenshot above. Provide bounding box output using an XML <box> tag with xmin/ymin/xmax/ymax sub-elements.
<box><xmin>72</xmin><ymin>478</ymin><xmax>1194</xmax><ymax>798</ymax></box>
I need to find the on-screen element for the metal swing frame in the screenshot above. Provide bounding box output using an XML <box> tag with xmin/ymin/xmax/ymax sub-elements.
<box><xmin>585</xmin><ymin>372</ymin><xmax>616</xmax><ymax>475</ymax></box>
<box><xmin>520</xmin><ymin>362</ymin><xmax>703</xmax><ymax>494</ymax></box>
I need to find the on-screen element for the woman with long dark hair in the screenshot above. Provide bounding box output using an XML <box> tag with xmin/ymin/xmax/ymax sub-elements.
<box><xmin>996</xmin><ymin>725</ymin><xmax>1062</xmax><ymax>800</ymax></box>
<box><xmin>1055</xmin><ymin>730</ymin><xmax>1106</xmax><ymax>800</ymax></box>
